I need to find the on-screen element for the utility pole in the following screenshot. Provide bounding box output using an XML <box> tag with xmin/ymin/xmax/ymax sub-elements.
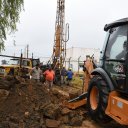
<box><xmin>20</xmin><ymin>49</ymin><xmax>23</xmax><ymax>68</ymax></box>
<box><xmin>27</xmin><ymin>44</ymin><xmax>29</xmax><ymax>58</ymax></box>
<box><xmin>32</xmin><ymin>53</ymin><xmax>33</xmax><ymax>67</ymax></box>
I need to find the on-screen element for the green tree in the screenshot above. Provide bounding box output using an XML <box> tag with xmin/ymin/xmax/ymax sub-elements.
<box><xmin>0</xmin><ymin>0</ymin><xmax>24</xmax><ymax>51</ymax></box>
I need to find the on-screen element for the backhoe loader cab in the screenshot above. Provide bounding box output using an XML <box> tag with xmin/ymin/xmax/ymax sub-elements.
<box><xmin>87</xmin><ymin>18</ymin><xmax>128</xmax><ymax>125</ymax></box>
<box><xmin>100</xmin><ymin>18</ymin><xmax>128</xmax><ymax>93</ymax></box>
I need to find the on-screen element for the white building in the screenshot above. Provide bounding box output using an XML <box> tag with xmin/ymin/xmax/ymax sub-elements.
<box><xmin>65</xmin><ymin>47</ymin><xmax>100</xmax><ymax>71</ymax></box>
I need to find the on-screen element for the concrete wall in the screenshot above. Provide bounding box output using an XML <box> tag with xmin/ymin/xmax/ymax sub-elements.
<box><xmin>65</xmin><ymin>47</ymin><xmax>100</xmax><ymax>71</ymax></box>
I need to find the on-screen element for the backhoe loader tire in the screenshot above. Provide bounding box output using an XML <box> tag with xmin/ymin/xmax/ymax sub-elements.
<box><xmin>87</xmin><ymin>76</ymin><xmax>112</xmax><ymax>123</ymax></box>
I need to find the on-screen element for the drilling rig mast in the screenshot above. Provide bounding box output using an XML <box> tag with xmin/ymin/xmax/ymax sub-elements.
<box><xmin>52</xmin><ymin>0</ymin><xmax>69</xmax><ymax>69</ymax></box>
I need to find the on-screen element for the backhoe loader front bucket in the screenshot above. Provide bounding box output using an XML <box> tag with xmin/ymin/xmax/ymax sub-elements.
<box><xmin>63</xmin><ymin>92</ymin><xmax>87</xmax><ymax>109</ymax></box>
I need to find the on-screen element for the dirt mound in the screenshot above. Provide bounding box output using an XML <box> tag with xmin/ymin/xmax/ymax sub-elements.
<box><xmin>0</xmin><ymin>76</ymin><xmax>88</xmax><ymax>128</ymax></box>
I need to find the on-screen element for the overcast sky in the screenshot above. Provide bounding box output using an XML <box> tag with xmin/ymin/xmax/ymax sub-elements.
<box><xmin>3</xmin><ymin>0</ymin><xmax>128</xmax><ymax>59</ymax></box>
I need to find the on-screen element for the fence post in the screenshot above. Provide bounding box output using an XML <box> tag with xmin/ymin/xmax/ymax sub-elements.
<box><xmin>78</xmin><ymin>56</ymin><xmax>81</xmax><ymax>74</ymax></box>
<box><xmin>68</xmin><ymin>57</ymin><xmax>72</xmax><ymax>69</ymax></box>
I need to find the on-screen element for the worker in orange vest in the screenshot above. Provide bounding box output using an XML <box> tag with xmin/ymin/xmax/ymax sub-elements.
<box><xmin>43</xmin><ymin>67</ymin><xmax>55</xmax><ymax>89</ymax></box>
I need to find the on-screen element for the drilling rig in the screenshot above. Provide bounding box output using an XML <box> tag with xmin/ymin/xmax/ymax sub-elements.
<box><xmin>52</xmin><ymin>0</ymin><xmax>69</xmax><ymax>70</ymax></box>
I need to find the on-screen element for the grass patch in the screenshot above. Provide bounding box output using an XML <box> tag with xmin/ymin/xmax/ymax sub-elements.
<box><xmin>71</xmin><ymin>76</ymin><xmax>83</xmax><ymax>89</ymax></box>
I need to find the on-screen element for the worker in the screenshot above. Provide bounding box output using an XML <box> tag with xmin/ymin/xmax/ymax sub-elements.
<box><xmin>66</xmin><ymin>68</ymin><xmax>74</xmax><ymax>85</ymax></box>
<box><xmin>61</xmin><ymin>66</ymin><xmax>67</xmax><ymax>85</ymax></box>
<box><xmin>43</xmin><ymin>66</ymin><xmax>55</xmax><ymax>89</ymax></box>
<box><xmin>116</xmin><ymin>40</ymin><xmax>127</xmax><ymax>60</ymax></box>
<box><xmin>54</xmin><ymin>67</ymin><xmax>61</xmax><ymax>85</ymax></box>
<box><xmin>30</xmin><ymin>63</ymin><xmax>42</xmax><ymax>82</ymax></box>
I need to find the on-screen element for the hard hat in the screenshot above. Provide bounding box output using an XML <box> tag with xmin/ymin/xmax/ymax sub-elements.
<box><xmin>69</xmin><ymin>68</ymin><xmax>72</xmax><ymax>70</ymax></box>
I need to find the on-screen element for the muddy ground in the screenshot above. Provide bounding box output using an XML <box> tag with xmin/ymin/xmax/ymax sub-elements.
<box><xmin>0</xmin><ymin>76</ymin><xmax>127</xmax><ymax>128</ymax></box>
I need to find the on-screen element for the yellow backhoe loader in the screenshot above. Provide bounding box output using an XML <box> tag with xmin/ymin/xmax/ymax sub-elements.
<box><xmin>0</xmin><ymin>54</ymin><xmax>40</xmax><ymax>78</ymax></box>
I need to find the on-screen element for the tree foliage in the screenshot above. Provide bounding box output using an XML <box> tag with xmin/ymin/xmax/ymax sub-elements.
<box><xmin>0</xmin><ymin>0</ymin><xmax>24</xmax><ymax>51</ymax></box>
